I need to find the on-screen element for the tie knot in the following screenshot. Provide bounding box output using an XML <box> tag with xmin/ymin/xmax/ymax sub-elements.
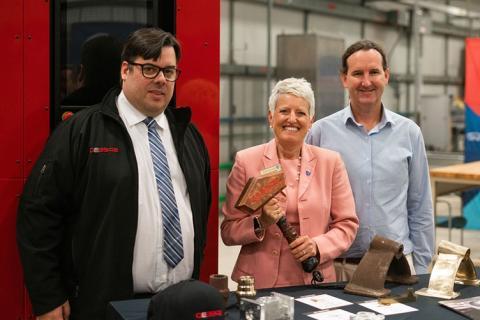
<box><xmin>143</xmin><ymin>117</ymin><xmax>156</xmax><ymax>128</ymax></box>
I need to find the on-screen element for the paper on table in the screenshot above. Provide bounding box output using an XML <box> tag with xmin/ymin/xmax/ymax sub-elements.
<box><xmin>307</xmin><ymin>309</ymin><xmax>354</xmax><ymax>320</ymax></box>
<box><xmin>296</xmin><ymin>294</ymin><xmax>352</xmax><ymax>310</ymax></box>
<box><xmin>359</xmin><ymin>300</ymin><xmax>418</xmax><ymax>315</ymax></box>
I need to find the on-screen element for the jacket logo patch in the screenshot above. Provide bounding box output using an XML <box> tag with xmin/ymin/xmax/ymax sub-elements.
<box><xmin>89</xmin><ymin>147</ymin><xmax>120</xmax><ymax>154</ymax></box>
<box><xmin>195</xmin><ymin>310</ymin><xmax>223</xmax><ymax>318</ymax></box>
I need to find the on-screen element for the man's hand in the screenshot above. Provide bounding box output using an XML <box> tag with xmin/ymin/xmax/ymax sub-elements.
<box><xmin>290</xmin><ymin>235</ymin><xmax>318</xmax><ymax>262</ymax></box>
<box><xmin>37</xmin><ymin>300</ymin><xmax>70</xmax><ymax>320</ymax></box>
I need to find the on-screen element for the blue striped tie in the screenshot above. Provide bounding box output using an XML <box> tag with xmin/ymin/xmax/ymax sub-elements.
<box><xmin>143</xmin><ymin>117</ymin><xmax>184</xmax><ymax>268</ymax></box>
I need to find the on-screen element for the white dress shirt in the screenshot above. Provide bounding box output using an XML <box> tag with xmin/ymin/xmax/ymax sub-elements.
<box><xmin>117</xmin><ymin>91</ymin><xmax>194</xmax><ymax>293</ymax></box>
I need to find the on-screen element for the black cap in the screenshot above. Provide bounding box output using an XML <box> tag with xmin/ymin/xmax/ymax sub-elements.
<box><xmin>148</xmin><ymin>279</ymin><xmax>225</xmax><ymax>320</ymax></box>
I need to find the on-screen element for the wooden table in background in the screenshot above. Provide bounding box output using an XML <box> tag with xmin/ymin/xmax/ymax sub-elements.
<box><xmin>430</xmin><ymin>161</ymin><xmax>480</xmax><ymax>242</ymax></box>
<box><xmin>430</xmin><ymin>161</ymin><xmax>480</xmax><ymax>197</ymax></box>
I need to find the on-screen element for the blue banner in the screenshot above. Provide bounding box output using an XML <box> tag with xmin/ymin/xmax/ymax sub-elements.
<box><xmin>463</xmin><ymin>38</ymin><xmax>480</xmax><ymax>229</ymax></box>
<box><xmin>464</xmin><ymin>105</ymin><xmax>480</xmax><ymax>228</ymax></box>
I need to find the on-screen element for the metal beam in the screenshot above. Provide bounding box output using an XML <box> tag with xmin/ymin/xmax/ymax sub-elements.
<box><xmin>233</xmin><ymin>0</ymin><xmax>480</xmax><ymax>38</ymax></box>
<box><xmin>391</xmin><ymin>74</ymin><xmax>464</xmax><ymax>86</ymax></box>
<box><xmin>432</xmin><ymin>21</ymin><xmax>480</xmax><ymax>37</ymax></box>
<box><xmin>221</xmin><ymin>63</ymin><xmax>464</xmax><ymax>86</ymax></box>
<box><xmin>399</xmin><ymin>0</ymin><xmax>480</xmax><ymax>19</ymax></box>
<box><xmin>61</xmin><ymin>0</ymin><xmax>147</xmax><ymax>8</ymax></box>
<box><xmin>221</xmin><ymin>64</ymin><xmax>275</xmax><ymax>78</ymax></box>
<box><xmin>235</xmin><ymin>0</ymin><xmax>388</xmax><ymax>23</ymax></box>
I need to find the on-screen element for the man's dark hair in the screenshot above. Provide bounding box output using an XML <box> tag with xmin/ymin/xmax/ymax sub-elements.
<box><xmin>121</xmin><ymin>27</ymin><xmax>181</xmax><ymax>63</ymax></box>
<box><xmin>341</xmin><ymin>40</ymin><xmax>388</xmax><ymax>74</ymax></box>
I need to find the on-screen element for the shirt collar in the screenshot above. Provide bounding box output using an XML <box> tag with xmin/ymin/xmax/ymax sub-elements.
<box><xmin>342</xmin><ymin>105</ymin><xmax>355</xmax><ymax>125</ymax></box>
<box><xmin>117</xmin><ymin>90</ymin><xmax>167</xmax><ymax>129</ymax></box>
<box><xmin>380</xmin><ymin>106</ymin><xmax>395</xmax><ymax>128</ymax></box>
<box><xmin>343</xmin><ymin>104</ymin><xmax>395</xmax><ymax>129</ymax></box>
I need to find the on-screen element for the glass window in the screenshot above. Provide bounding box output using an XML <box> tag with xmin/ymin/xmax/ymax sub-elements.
<box><xmin>53</xmin><ymin>0</ymin><xmax>174</xmax><ymax>127</ymax></box>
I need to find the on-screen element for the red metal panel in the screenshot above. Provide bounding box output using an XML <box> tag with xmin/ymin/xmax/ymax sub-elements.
<box><xmin>175</xmin><ymin>0</ymin><xmax>220</xmax><ymax>280</ymax></box>
<box><xmin>23</xmin><ymin>0</ymin><xmax>50</xmax><ymax>178</ymax></box>
<box><xmin>465</xmin><ymin>38</ymin><xmax>480</xmax><ymax>112</ymax></box>
<box><xmin>0</xmin><ymin>179</ymin><xmax>25</xmax><ymax>320</ymax></box>
<box><xmin>0</xmin><ymin>1</ymin><xmax>23</xmax><ymax>179</ymax></box>
<box><xmin>21</xmin><ymin>1</ymin><xmax>50</xmax><ymax>319</ymax></box>
<box><xmin>0</xmin><ymin>0</ymin><xmax>24</xmax><ymax>318</ymax></box>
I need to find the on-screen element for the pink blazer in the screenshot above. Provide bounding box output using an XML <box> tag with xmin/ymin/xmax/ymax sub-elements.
<box><xmin>221</xmin><ymin>140</ymin><xmax>358</xmax><ymax>289</ymax></box>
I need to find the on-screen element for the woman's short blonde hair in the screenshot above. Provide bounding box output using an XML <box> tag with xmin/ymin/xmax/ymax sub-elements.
<box><xmin>268</xmin><ymin>77</ymin><xmax>315</xmax><ymax>119</ymax></box>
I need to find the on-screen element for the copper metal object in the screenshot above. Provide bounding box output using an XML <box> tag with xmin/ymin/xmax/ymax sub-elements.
<box><xmin>209</xmin><ymin>274</ymin><xmax>230</xmax><ymax>304</ymax></box>
<box><xmin>344</xmin><ymin>235</ymin><xmax>418</xmax><ymax>298</ymax></box>
<box><xmin>416</xmin><ymin>240</ymin><xmax>480</xmax><ymax>299</ymax></box>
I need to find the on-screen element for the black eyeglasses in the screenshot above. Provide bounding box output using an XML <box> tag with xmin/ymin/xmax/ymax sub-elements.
<box><xmin>127</xmin><ymin>61</ymin><xmax>181</xmax><ymax>82</ymax></box>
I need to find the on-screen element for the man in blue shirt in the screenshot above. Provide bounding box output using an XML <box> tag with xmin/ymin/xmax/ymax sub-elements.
<box><xmin>306</xmin><ymin>40</ymin><xmax>434</xmax><ymax>279</ymax></box>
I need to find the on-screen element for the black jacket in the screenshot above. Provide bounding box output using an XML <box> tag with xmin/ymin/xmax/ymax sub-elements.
<box><xmin>17</xmin><ymin>88</ymin><xmax>211</xmax><ymax>319</ymax></box>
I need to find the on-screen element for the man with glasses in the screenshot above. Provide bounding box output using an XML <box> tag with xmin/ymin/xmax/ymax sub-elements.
<box><xmin>17</xmin><ymin>28</ymin><xmax>212</xmax><ymax>320</ymax></box>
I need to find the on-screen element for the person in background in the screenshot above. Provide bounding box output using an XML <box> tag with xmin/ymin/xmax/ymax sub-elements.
<box><xmin>61</xmin><ymin>33</ymin><xmax>122</xmax><ymax>106</ymax></box>
<box><xmin>306</xmin><ymin>39</ymin><xmax>434</xmax><ymax>280</ymax></box>
<box><xmin>221</xmin><ymin>77</ymin><xmax>358</xmax><ymax>289</ymax></box>
<box><xmin>17</xmin><ymin>28</ymin><xmax>211</xmax><ymax>320</ymax></box>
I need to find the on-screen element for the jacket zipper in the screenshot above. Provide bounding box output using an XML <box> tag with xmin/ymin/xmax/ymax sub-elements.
<box><xmin>34</xmin><ymin>163</ymin><xmax>48</xmax><ymax>195</ymax></box>
<box><xmin>74</xmin><ymin>285</ymin><xmax>79</xmax><ymax>298</ymax></box>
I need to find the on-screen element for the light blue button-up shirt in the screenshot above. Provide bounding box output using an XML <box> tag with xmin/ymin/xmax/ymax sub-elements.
<box><xmin>306</xmin><ymin>106</ymin><xmax>434</xmax><ymax>274</ymax></box>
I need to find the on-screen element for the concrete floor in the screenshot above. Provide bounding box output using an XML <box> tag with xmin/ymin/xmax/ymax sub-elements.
<box><xmin>218</xmin><ymin>194</ymin><xmax>480</xmax><ymax>291</ymax></box>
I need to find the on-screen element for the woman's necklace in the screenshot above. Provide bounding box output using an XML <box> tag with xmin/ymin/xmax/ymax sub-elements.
<box><xmin>296</xmin><ymin>156</ymin><xmax>302</xmax><ymax>181</ymax></box>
